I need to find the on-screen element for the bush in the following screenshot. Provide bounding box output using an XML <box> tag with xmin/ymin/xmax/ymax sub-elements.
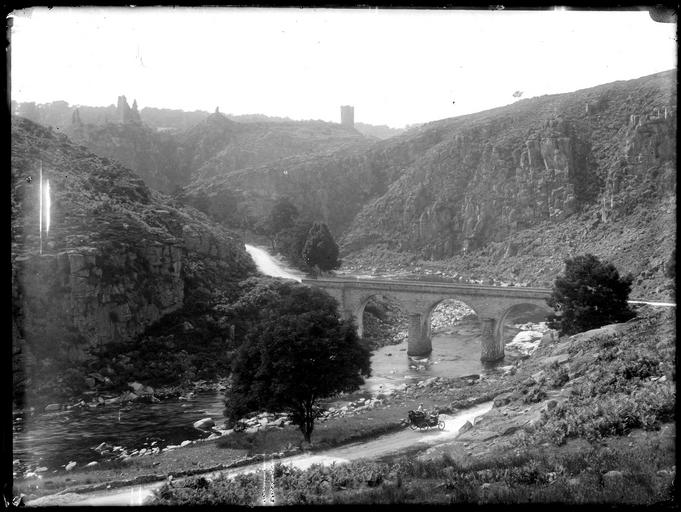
<box><xmin>547</xmin><ymin>254</ymin><xmax>635</xmax><ymax>336</ymax></box>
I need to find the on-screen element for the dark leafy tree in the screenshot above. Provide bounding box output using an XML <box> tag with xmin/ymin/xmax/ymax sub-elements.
<box><xmin>260</xmin><ymin>197</ymin><xmax>299</xmax><ymax>249</ymax></box>
<box><xmin>275</xmin><ymin>219</ymin><xmax>314</xmax><ymax>271</ymax></box>
<box><xmin>547</xmin><ymin>254</ymin><xmax>635</xmax><ymax>335</ymax></box>
<box><xmin>302</xmin><ymin>222</ymin><xmax>340</xmax><ymax>274</ymax></box>
<box><xmin>224</xmin><ymin>282</ymin><xmax>371</xmax><ymax>442</ymax></box>
<box><xmin>270</xmin><ymin>197</ymin><xmax>299</xmax><ymax>232</ymax></box>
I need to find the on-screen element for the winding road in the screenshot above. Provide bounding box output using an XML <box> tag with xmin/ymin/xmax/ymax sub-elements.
<box><xmin>28</xmin><ymin>402</ymin><xmax>493</xmax><ymax>506</ymax></box>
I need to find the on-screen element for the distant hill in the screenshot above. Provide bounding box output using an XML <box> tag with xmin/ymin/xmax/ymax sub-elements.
<box><xmin>21</xmin><ymin>98</ymin><xmax>372</xmax><ymax>193</ymax></box>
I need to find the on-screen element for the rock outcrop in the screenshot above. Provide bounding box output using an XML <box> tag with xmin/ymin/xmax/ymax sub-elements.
<box><xmin>342</xmin><ymin>71</ymin><xmax>675</xmax><ymax>259</ymax></box>
<box><xmin>11</xmin><ymin>117</ymin><xmax>256</xmax><ymax>366</ymax></box>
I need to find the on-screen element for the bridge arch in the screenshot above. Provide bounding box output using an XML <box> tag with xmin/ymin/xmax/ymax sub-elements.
<box><xmin>424</xmin><ymin>297</ymin><xmax>481</xmax><ymax>342</ymax></box>
<box><xmin>353</xmin><ymin>292</ymin><xmax>409</xmax><ymax>340</ymax></box>
<box><xmin>302</xmin><ymin>277</ymin><xmax>554</xmax><ymax>362</ymax></box>
<box><xmin>496</xmin><ymin>302</ymin><xmax>553</xmax><ymax>347</ymax></box>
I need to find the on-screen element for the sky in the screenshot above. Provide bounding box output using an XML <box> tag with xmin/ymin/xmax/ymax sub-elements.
<box><xmin>9</xmin><ymin>7</ymin><xmax>677</xmax><ymax>128</ymax></box>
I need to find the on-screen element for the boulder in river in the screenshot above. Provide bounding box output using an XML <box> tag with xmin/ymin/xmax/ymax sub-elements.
<box><xmin>94</xmin><ymin>442</ymin><xmax>110</xmax><ymax>452</ymax></box>
<box><xmin>120</xmin><ymin>391</ymin><xmax>138</xmax><ymax>402</ymax></box>
<box><xmin>44</xmin><ymin>404</ymin><xmax>61</xmax><ymax>412</ymax></box>
<box><xmin>140</xmin><ymin>385</ymin><xmax>155</xmax><ymax>396</ymax></box>
<box><xmin>128</xmin><ymin>381</ymin><xmax>145</xmax><ymax>392</ymax></box>
<box><xmin>193</xmin><ymin>417</ymin><xmax>215</xmax><ymax>430</ymax></box>
<box><xmin>65</xmin><ymin>461</ymin><xmax>77</xmax><ymax>471</ymax></box>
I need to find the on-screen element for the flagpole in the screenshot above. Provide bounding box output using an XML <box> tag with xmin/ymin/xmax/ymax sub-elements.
<box><xmin>39</xmin><ymin>161</ymin><xmax>43</xmax><ymax>255</ymax></box>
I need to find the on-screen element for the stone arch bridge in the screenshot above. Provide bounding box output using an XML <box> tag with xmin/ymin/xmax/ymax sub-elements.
<box><xmin>302</xmin><ymin>277</ymin><xmax>554</xmax><ymax>362</ymax></box>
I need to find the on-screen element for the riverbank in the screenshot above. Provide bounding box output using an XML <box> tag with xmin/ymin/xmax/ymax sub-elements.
<box><xmin>150</xmin><ymin>305</ymin><xmax>675</xmax><ymax>505</ymax></box>
<box><xmin>12</xmin><ymin>296</ymin><xmax>485</xmax><ymax>478</ymax></box>
<box><xmin>17</xmin><ymin>305</ymin><xmax>675</xmax><ymax>505</ymax></box>
<box><xmin>15</xmin><ymin>370</ymin><xmax>509</xmax><ymax>502</ymax></box>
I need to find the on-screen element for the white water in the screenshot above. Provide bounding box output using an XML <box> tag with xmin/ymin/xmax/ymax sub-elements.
<box><xmin>244</xmin><ymin>244</ymin><xmax>305</xmax><ymax>282</ymax></box>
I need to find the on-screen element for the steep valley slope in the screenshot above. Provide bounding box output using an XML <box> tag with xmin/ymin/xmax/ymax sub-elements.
<box><xmin>11</xmin><ymin>117</ymin><xmax>256</xmax><ymax>406</ymax></box>
<box><xmin>186</xmin><ymin>70</ymin><xmax>676</xmax><ymax>300</ymax></box>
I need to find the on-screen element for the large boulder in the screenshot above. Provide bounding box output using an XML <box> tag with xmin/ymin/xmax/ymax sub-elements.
<box><xmin>193</xmin><ymin>417</ymin><xmax>215</xmax><ymax>430</ymax></box>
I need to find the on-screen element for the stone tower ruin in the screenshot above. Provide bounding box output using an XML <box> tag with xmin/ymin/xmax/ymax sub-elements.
<box><xmin>341</xmin><ymin>105</ymin><xmax>354</xmax><ymax>128</ymax></box>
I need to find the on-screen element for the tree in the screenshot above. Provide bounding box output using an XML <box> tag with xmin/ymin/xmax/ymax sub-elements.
<box><xmin>224</xmin><ymin>282</ymin><xmax>371</xmax><ymax>443</ymax></box>
<box><xmin>302</xmin><ymin>222</ymin><xmax>341</xmax><ymax>274</ymax></box>
<box><xmin>547</xmin><ymin>254</ymin><xmax>635</xmax><ymax>336</ymax></box>
<box><xmin>261</xmin><ymin>197</ymin><xmax>299</xmax><ymax>249</ymax></box>
<box><xmin>275</xmin><ymin>218</ymin><xmax>313</xmax><ymax>271</ymax></box>
<box><xmin>268</xmin><ymin>197</ymin><xmax>299</xmax><ymax>232</ymax></box>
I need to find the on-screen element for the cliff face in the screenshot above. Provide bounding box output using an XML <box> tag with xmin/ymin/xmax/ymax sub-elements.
<box><xmin>343</xmin><ymin>71</ymin><xmax>676</xmax><ymax>259</ymax></box>
<box><xmin>11</xmin><ymin>117</ymin><xmax>256</xmax><ymax>364</ymax></box>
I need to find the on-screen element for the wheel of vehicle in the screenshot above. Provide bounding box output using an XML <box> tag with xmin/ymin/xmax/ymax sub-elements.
<box><xmin>438</xmin><ymin>421</ymin><xmax>445</xmax><ymax>430</ymax></box>
<box><xmin>419</xmin><ymin>424</ymin><xmax>428</xmax><ymax>431</ymax></box>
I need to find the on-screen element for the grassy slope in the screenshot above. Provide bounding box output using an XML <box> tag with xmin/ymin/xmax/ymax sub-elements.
<box><xmin>22</xmin><ymin>306</ymin><xmax>672</xmax><ymax>504</ymax></box>
<box><xmin>147</xmin><ymin>306</ymin><xmax>675</xmax><ymax>505</ymax></box>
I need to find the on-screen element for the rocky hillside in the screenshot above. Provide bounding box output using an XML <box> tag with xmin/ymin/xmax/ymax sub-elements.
<box><xmin>343</xmin><ymin>71</ymin><xmax>675</xmax><ymax>258</ymax></box>
<box><xmin>67</xmin><ymin>115</ymin><xmax>184</xmax><ymax>193</ymax></box>
<box><xmin>11</xmin><ymin>116</ymin><xmax>256</xmax><ymax>367</ymax></box>
<box><xmin>186</xmin><ymin>119</ymin><xmax>450</xmax><ymax>236</ymax></box>
<box><xmin>188</xmin><ymin>71</ymin><xmax>676</xmax><ymax>299</ymax></box>
<box><xmin>64</xmin><ymin>104</ymin><xmax>368</xmax><ymax>193</ymax></box>
<box><xmin>183</xmin><ymin>113</ymin><xmax>368</xmax><ymax>183</ymax></box>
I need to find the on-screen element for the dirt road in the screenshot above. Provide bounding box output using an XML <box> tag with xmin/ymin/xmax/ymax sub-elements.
<box><xmin>28</xmin><ymin>402</ymin><xmax>493</xmax><ymax>506</ymax></box>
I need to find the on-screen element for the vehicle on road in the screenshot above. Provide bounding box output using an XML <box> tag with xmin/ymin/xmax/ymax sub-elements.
<box><xmin>408</xmin><ymin>410</ymin><xmax>445</xmax><ymax>431</ymax></box>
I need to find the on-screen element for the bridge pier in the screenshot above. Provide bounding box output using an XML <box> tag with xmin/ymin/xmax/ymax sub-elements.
<box><xmin>407</xmin><ymin>313</ymin><xmax>432</xmax><ymax>356</ymax></box>
<box><xmin>341</xmin><ymin>309</ymin><xmax>362</xmax><ymax>337</ymax></box>
<box><xmin>479</xmin><ymin>317</ymin><xmax>503</xmax><ymax>362</ymax></box>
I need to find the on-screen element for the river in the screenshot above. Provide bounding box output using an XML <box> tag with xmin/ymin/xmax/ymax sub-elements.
<box><xmin>13</xmin><ymin>244</ymin><xmax>542</xmax><ymax>476</ymax></box>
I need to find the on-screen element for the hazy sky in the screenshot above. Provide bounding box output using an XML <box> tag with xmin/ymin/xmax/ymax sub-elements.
<box><xmin>9</xmin><ymin>7</ymin><xmax>677</xmax><ymax>128</ymax></box>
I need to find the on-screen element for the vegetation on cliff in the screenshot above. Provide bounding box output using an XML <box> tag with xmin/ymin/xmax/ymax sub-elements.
<box><xmin>11</xmin><ymin>116</ymin><xmax>256</xmax><ymax>409</ymax></box>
